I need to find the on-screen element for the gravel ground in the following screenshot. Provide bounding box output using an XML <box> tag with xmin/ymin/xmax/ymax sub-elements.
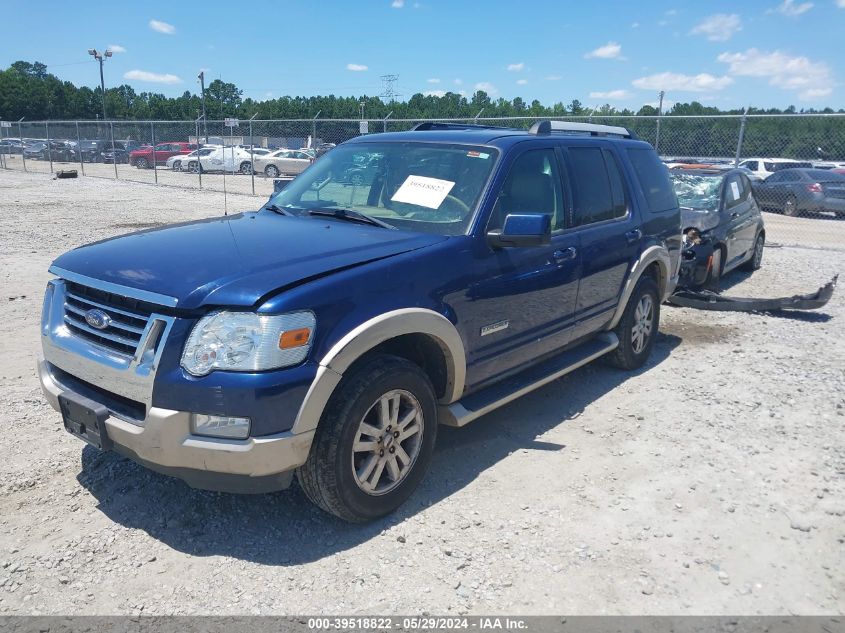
<box><xmin>0</xmin><ymin>169</ymin><xmax>843</xmax><ymax>616</ymax></box>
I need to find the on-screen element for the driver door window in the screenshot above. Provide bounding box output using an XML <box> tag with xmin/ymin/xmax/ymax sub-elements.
<box><xmin>488</xmin><ymin>149</ymin><xmax>565</xmax><ymax>232</ymax></box>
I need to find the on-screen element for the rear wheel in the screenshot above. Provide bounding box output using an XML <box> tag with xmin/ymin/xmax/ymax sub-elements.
<box><xmin>297</xmin><ymin>354</ymin><xmax>437</xmax><ymax>522</ymax></box>
<box><xmin>265</xmin><ymin>164</ymin><xmax>280</xmax><ymax>178</ymax></box>
<box><xmin>171</xmin><ymin>161</ymin><xmax>181</xmax><ymax>171</ymax></box>
<box><xmin>741</xmin><ymin>233</ymin><xmax>765</xmax><ymax>271</ymax></box>
<box><xmin>240</xmin><ymin>161</ymin><xmax>253</xmax><ymax>175</ymax></box>
<box><xmin>606</xmin><ymin>276</ymin><xmax>660</xmax><ymax>371</ymax></box>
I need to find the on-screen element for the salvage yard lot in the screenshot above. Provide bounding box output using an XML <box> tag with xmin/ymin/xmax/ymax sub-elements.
<box><xmin>0</xmin><ymin>170</ymin><xmax>843</xmax><ymax>615</ymax></box>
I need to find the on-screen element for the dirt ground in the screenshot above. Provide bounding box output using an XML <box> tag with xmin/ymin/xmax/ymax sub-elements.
<box><xmin>0</xmin><ymin>169</ymin><xmax>843</xmax><ymax>616</ymax></box>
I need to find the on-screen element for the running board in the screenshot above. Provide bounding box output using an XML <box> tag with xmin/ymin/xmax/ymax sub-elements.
<box><xmin>439</xmin><ymin>332</ymin><xmax>619</xmax><ymax>427</ymax></box>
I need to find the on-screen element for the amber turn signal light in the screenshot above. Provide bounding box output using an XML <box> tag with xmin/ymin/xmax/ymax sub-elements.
<box><xmin>279</xmin><ymin>327</ymin><xmax>311</xmax><ymax>349</ymax></box>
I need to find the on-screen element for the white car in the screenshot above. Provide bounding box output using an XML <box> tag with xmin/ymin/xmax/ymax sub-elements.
<box><xmin>253</xmin><ymin>149</ymin><xmax>313</xmax><ymax>178</ymax></box>
<box><xmin>168</xmin><ymin>147</ymin><xmax>220</xmax><ymax>172</ymax></box>
<box><xmin>737</xmin><ymin>157</ymin><xmax>813</xmax><ymax>180</ymax></box>
<box><xmin>188</xmin><ymin>146</ymin><xmax>255</xmax><ymax>174</ymax></box>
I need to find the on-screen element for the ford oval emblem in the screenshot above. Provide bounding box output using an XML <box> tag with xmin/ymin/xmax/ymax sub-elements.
<box><xmin>84</xmin><ymin>308</ymin><xmax>111</xmax><ymax>330</ymax></box>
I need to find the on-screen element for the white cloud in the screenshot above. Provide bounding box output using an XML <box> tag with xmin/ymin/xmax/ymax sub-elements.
<box><xmin>507</xmin><ymin>62</ymin><xmax>525</xmax><ymax>72</ymax></box>
<box><xmin>838</xmin><ymin>0</ymin><xmax>845</xmax><ymax>7</ymax></box>
<box><xmin>453</xmin><ymin>78</ymin><xmax>463</xmax><ymax>85</ymax></box>
<box><xmin>427</xmin><ymin>78</ymin><xmax>440</xmax><ymax>84</ymax></box>
<box><xmin>584</xmin><ymin>42</ymin><xmax>624</xmax><ymax>60</ymax></box>
<box><xmin>107</xmin><ymin>44</ymin><xmax>126</xmax><ymax>53</ymax></box>
<box><xmin>424</xmin><ymin>90</ymin><xmax>446</xmax><ymax>97</ymax></box>
<box><xmin>717</xmin><ymin>48</ymin><xmax>833</xmax><ymax>99</ymax></box>
<box><xmin>690</xmin><ymin>14</ymin><xmax>742</xmax><ymax>41</ymax></box>
<box><xmin>544</xmin><ymin>74</ymin><xmax>562</xmax><ymax>81</ymax></box>
<box><xmin>770</xmin><ymin>0</ymin><xmax>814</xmax><ymax>15</ymax></box>
<box><xmin>516</xmin><ymin>79</ymin><xmax>528</xmax><ymax>85</ymax></box>
<box><xmin>391</xmin><ymin>0</ymin><xmax>404</xmax><ymax>6</ymax></box>
<box><xmin>124</xmin><ymin>70</ymin><xmax>182</xmax><ymax>84</ymax></box>
<box><xmin>665</xmin><ymin>9</ymin><xmax>678</xmax><ymax>15</ymax></box>
<box><xmin>589</xmin><ymin>89</ymin><xmax>632</xmax><ymax>99</ymax></box>
<box><xmin>474</xmin><ymin>82</ymin><xmax>498</xmax><ymax>95</ymax></box>
<box><xmin>149</xmin><ymin>19</ymin><xmax>175</xmax><ymax>34</ymax></box>
<box><xmin>631</xmin><ymin>21</ymin><xmax>640</xmax><ymax>28</ymax></box>
<box><xmin>346</xmin><ymin>63</ymin><xmax>368</xmax><ymax>71</ymax></box>
<box><xmin>632</xmin><ymin>71</ymin><xmax>734</xmax><ymax>91</ymax></box>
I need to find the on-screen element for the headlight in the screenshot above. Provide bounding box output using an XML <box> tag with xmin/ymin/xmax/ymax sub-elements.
<box><xmin>181</xmin><ymin>310</ymin><xmax>315</xmax><ymax>376</ymax></box>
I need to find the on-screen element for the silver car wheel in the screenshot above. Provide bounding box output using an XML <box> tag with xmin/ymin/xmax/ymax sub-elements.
<box><xmin>631</xmin><ymin>295</ymin><xmax>654</xmax><ymax>354</ymax></box>
<box><xmin>351</xmin><ymin>389</ymin><xmax>424</xmax><ymax>496</ymax></box>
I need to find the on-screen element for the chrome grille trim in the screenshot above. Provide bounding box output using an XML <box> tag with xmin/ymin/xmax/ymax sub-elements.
<box><xmin>63</xmin><ymin>302</ymin><xmax>146</xmax><ymax>335</ymax></box>
<box><xmin>65</xmin><ymin>290</ymin><xmax>150</xmax><ymax>325</ymax></box>
<box><xmin>41</xmin><ymin>277</ymin><xmax>176</xmax><ymax>425</ymax></box>
<box><xmin>48</xmin><ymin>265</ymin><xmax>179</xmax><ymax>307</ymax></box>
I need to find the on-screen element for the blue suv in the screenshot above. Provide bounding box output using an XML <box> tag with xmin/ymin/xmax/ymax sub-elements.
<box><xmin>39</xmin><ymin>121</ymin><xmax>681</xmax><ymax>521</ymax></box>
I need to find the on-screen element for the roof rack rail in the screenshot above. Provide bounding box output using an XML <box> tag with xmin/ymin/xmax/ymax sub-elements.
<box><xmin>529</xmin><ymin>120</ymin><xmax>637</xmax><ymax>139</ymax></box>
<box><xmin>412</xmin><ymin>121</ymin><xmax>502</xmax><ymax>131</ymax></box>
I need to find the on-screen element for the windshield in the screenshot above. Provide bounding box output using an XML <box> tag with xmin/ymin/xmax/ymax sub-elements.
<box><xmin>670</xmin><ymin>173</ymin><xmax>722</xmax><ymax>211</ymax></box>
<box><xmin>266</xmin><ymin>142</ymin><xmax>499</xmax><ymax>236</ymax></box>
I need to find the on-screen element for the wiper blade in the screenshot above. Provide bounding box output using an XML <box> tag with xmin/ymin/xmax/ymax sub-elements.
<box><xmin>264</xmin><ymin>203</ymin><xmax>294</xmax><ymax>217</ymax></box>
<box><xmin>307</xmin><ymin>207</ymin><xmax>395</xmax><ymax>229</ymax></box>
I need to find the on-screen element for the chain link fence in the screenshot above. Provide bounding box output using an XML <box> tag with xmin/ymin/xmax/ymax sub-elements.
<box><xmin>2</xmin><ymin>114</ymin><xmax>844</xmax><ymax>248</ymax></box>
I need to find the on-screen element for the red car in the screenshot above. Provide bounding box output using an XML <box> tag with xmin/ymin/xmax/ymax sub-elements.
<box><xmin>129</xmin><ymin>142</ymin><xmax>198</xmax><ymax>169</ymax></box>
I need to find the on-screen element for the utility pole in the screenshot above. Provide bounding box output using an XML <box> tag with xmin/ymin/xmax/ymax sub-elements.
<box><xmin>87</xmin><ymin>48</ymin><xmax>113</xmax><ymax>121</ymax></box>
<box><xmin>197</xmin><ymin>71</ymin><xmax>208</xmax><ymax>141</ymax></box>
<box><xmin>655</xmin><ymin>90</ymin><xmax>665</xmax><ymax>153</ymax></box>
<box><xmin>379</xmin><ymin>74</ymin><xmax>401</xmax><ymax>103</ymax></box>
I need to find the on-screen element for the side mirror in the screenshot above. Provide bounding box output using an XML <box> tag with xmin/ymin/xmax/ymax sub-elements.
<box><xmin>487</xmin><ymin>213</ymin><xmax>552</xmax><ymax>248</ymax></box>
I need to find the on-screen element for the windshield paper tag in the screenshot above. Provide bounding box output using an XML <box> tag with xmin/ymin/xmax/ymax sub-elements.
<box><xmin>391</xmin><ymin>175</ymin><xmax>456</xmax><ymax>209</ymax></box>
<box><xmin>730</xmin><ymin>181</ymin><xmax>740</xmax><ymax>200</ymax></box>
<box><xmin>467</xmin><ymin>151</ymin><xmax>490</xmax><ymax>159</ymax></box>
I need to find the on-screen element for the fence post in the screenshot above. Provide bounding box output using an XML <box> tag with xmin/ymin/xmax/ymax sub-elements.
<box><xmin>734</xmin><ymin>107</ymin><xmax>748</xmax><ymax>167</ymax></box>
<box><xmin>150</xmin><ymin>121</ymin><xmax>157</xmax><ymax>184</ymax></box>
<box><xmin>312</xmin><ymin>111</ymin><xmax>321</xmax><ymax>149</ymax></box>
<box><xmin>249</xmin><ymin>113</ymin><xmax>257</xmax><ymax>196</ymax></box>
<box><xmin>46</xmin><ymin>121</ymin><xmax>54</xmax><ymax>173</ymax></box>
<box><xmin>195</xmin><ymin>116</ymin><xmax>203</xmax><ymax>189</ymax></box>
<box><xmin>654</xmin><ymin>91</ymin><xmax>665</xmax><ymax>153</ymax></box>
<box><xmin>76</xmin><ymin>121</ymin><xmax>85</xmax><ymax>176</ymax></box>
<box><xmin>19</xmin><ymin>119</ymin><xmax>27</xmax><ymax>172</ymax></box>
<box><xmin>0</xmin><ymin>122</ymin><xmax>6</xmax><ymax>170</ymax></box>
<box><xmin>384</xmin><ymin>111</ymin><xmax>393</xmax><ymax>133</ymax></box>
<box><xmin>109</xmin><ymin>121</ymin><xmax>118</xmax><ymax>179</ymax></box>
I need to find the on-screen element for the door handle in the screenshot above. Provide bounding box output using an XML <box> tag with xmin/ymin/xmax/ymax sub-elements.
<box><xmin>625</xmin><ymin>228</ymin><xmax>642</xmax><ymax>244</ymax></box>
<box><xmin>552</xmin><ymin>247</ymin><xmax>577</xmax><ymax>263</ymax></box>
<box><xmin>730</xmin><ymin>211</ymin><xmax>740</xmax><ymax>218</ymax></box>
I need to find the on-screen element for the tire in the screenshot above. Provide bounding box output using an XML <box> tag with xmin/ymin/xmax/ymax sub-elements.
<box><xmin>741</xmin><ymin>233</ymin><xmax>765</xmax><ymax>272</ymax></box>
<box><xmin>265</xmin><ymin>164</ymin><xmax>280</xmax><ymax>178</ymax></box>
<box><xmin>240</xmin><ymin>161</ymin><xmax>253</xmax><ymax>175</ymax></box>
<box><xmin>135</xmin><ymin>157</ymin><xmax>148</xmax><ymax>169</ymax></box>
<box><xmin>188</xmin><ymin>161</ymin><xmax>201</xmax><ymax>174</ymax></box>
<box><xmin>297</xmin><ymin>354</ymin><xmax>438</xmax><ymax>522</ymax></box>
<box><xmin>171</xmin><ymin>161</ymin><xmax>181</xmax><ymax>171</ymax></box>
<box><xmin>606</xmin><ymin>276</ymin><xmax>660</xmax><ymax>371</ymax></box>
<box><xmin>783</xmin><ymin>195</ymin><xmax>798</xmax><ymax>217</ymax></box>
<box><xmin>349</xmin><ymin>172</ymin><xmax>364</xmax><ymax>186</ymax></box>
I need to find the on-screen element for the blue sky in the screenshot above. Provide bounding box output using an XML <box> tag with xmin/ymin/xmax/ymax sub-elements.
<box><xmin>2</xmin><ymin>0</ymin><xmax>844</xmax><ymax>110</ymax></box>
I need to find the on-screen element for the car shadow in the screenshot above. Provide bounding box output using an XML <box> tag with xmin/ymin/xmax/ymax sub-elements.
<box><xmin>76</xmin><ymin>333</ymin><xmax>682</xmax><ymax>566</ymax></box>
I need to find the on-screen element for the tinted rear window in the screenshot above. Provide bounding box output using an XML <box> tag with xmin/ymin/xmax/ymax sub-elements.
<box><xmin>626</xmin><ymin>148</ymin><xmax>678</xmax><ymax>213</ymax></box>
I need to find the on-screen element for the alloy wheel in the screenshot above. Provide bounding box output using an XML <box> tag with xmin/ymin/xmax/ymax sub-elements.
<box><xmin>631</xmin><ymin>295</ymin><xmax>654</xmax><ymax>354</ymax></box>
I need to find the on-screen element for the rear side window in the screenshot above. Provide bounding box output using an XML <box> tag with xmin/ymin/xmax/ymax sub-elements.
<box><xmin>626</xmin><ymin>148</ymin><xmax>678</xmax><ymax>213</ymax></box>
<box><xmin>742</xmin><ymin>160</ymin><xmax>759</xmax><ymax>171</ymax></box>
<box><xmin>569</xmin><ymin>147</ymin><xmax>627</xmax><ymax>225</ymax></box>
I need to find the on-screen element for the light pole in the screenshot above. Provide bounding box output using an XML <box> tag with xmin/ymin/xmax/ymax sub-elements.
<box><xmin>87</xmin><ymin>48</ymin><xmax>112</xmax><ymax>121</ymax></box>
<box><xmin>197</xmin><ymin>71</ymin><xmax>208</xmax><ymax>141</ymax></box>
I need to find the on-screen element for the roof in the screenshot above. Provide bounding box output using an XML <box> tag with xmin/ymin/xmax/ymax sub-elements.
<box><xmin>344</xmin><ymin>124</ymin><xmax>652</xmax><ymax>150</ymax></box>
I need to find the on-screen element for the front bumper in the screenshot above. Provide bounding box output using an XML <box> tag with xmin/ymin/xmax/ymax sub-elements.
<box><xmin>678</xmin><ymin>242</ymin><xmax>715</xmax><ymax>289</ymax></box>
<box><xmin>39</xmin><ymin>360</ymin><xmax>314</xmax><ymax>493</ymax></box>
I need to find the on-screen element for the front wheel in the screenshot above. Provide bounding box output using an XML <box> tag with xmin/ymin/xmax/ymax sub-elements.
<box><xmin>783</xmin><ymin>195</ymin><xmax>798</xmax><ymax>217</ymax></box>
<box><xmin>264</xmin><ymin>164</ymin><xmax>280</xmax><ymax>178</ymax></box>
<box><xmin>297</xmin><ymin>354</ymin><xmax>437</xmax><ymax>522</ymax></box>
<box><xmin>135</xmin><ymin>157</ymin><xmax>148</xmax><ymax>169</ymax></box>
<box><xmin>606</xmin><ymin>276</ymin><xmax>660</xmax><ymax>371</ymax></box>
<box><xmin>240</xmin><ymin>161</ymin><xmax>253</xmax><ymax>175</ymax></box>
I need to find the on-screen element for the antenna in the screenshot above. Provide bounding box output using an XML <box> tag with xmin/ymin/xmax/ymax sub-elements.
<box><xmin>379</xmin><ymin>74</ymin><xmax>401</xmax><ymax>103</ymax></box>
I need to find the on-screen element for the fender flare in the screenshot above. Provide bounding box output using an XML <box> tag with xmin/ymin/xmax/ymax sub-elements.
<box><xmin>291</xmin><ymin>308</ymin><xmax>466</xmax><ymax>435</ymax></box>
<box><xmin>607</xmin><ymin>245</ymin><xmax>672</xmax><ymax>330</ymax></box>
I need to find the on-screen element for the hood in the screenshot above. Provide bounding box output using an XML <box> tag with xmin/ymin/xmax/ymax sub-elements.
<box><xmin>51</xmin><ymin>210</ymin><xmax>446</xmax><ymax>310</ymax></box>
<box><xmin>680</xmin><ymin>206</ymin><xmax>720</xmax><ymax>233</ymax></box>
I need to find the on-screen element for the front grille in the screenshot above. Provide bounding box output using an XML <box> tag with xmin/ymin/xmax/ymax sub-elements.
<box><xmin>63</xmin><ymin>282</ymin><xmax>156</xmax><ymax>357</ymax></box>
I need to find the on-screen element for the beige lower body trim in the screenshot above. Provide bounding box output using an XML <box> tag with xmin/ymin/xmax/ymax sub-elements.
<box><xmin>39</xmin><ymin>360</ymin><xmax>313</xmax><ymax>479</ymax></box>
